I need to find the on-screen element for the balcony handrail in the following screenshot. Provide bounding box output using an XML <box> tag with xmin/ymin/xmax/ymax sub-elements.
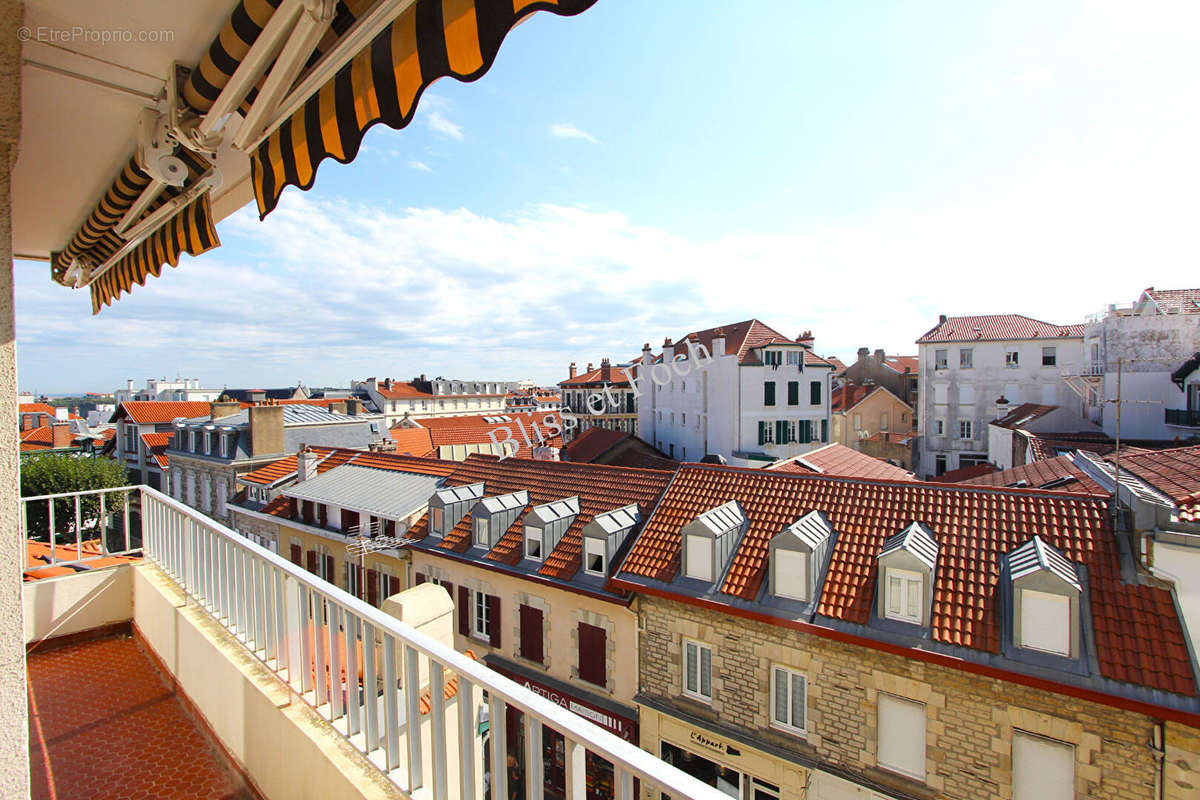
<box><xmin>138</xmin><ymin>486</ymin><xmax>726</xmax><ymax>800</ymax></box>
<box><xmin>20</xmin><ymin>484</ymin><xmax>141</xmax><ymax>568</ymax></box>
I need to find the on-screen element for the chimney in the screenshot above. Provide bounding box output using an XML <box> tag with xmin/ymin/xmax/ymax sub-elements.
<box><xmin>569</xmin><ymin>362</ymin><xmax>577</xmax><ymax>380</ymax></box>
<box><xmin>874</xmin><ymin>348</ymin><xmax>885</xmax><ymax>364</ymax></box>
<box><xmin>711</xmin><ymin>328</ymin><xmax>725</xmax><ymax>357</ymax></box>
<box><xmin>586</xmin><ymin>362</ymin><xmax>594</xmax><ymax>374</ymax></box>
<box><xmin>21</xmin><ymin>414</ymin><xmax>33</xmax><ymax>432</ymax></box>
<box><xmin>600</xmin><ymin>358</ymin><xmax>612</xmax><ymax>381</ymax></box>
<box><xmin>297</xmin><ymin>446</ymin><xmax>319</xmax><ymax>483</ymax></box>
<box><xmin>641</xmin><ymin>342</ymin><xmax>653</xmax><ymax>375</ymax></box>
<box><xmin>797</xmin><ymin>331</ymin><xmax>814</xmax><ymax>346</ymax></box>
<box><xmin>938</xmin><ymin>314</ymin><xmax>948</xmax><ymax>325</ymax></box>
<box><xmin>345</xmin><ymin>397</ymin><xmax>363</xmax><ymax>416</ymax></box>
<box><xmin>326</xmin><ymin>399</ymin><xmax>348</xmax><ymax>415</ymax></box>
<box><xmin>51</xmin><ymin>422</ymin><xmax>72</xmax><ymax>449</ymax></box>
<box><xmin>248</xmin><ymin>404</ymin><xmax>285</xmax><ymax>457</ymax></box>
<box><xmin>857</xmin><ymin>347</ymin><xmax>869</xmax><ymax>362</ymax></box>
<box><xmin>127</xmin><ymin>379</ymin><xmax>134</xmax><ymax>392</ymax></box>
<box><xmin>211</xmin><ymin>400</ymin><xmax>241</xmax><ymax>419</ymax></box>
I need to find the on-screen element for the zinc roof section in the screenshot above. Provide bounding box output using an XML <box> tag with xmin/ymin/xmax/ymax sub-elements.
<box><xmin>879</xmin><ymin>521</ymin><xmax>939</xmax><ymax>570</ymax></box>
<box><xmin>1008</xmin><ymin>536</ymin><xmax>1082</xmax><ymax>590</ymax></box>
<box><xmin>592</xmin><ymin>504</ymin><xmax>640</xmax><ymax>535</ymax></box>
<box><xmin>283</xmin><ymin>464</ymin><xmax>442</xmax><ymax>521</ymax></box>
<box><xmin>480</xmin><ymin>490</ymin><xmax>530</xmax><ymax>514</ymax></box>
<box><xmin>436</xmin><ymin>482</ymin><xmax>485</xmax><ymax>505</ymax></box>
<box><xmin>529</xmin><ymin>497</ymin><xmax>581</xmax><ymax>524</ymax></box>
<box><xmin>783</xmin><ymin>510</ymin><xmax>833</xmax><ymax>550</ymax></box>
<box><xmin>694</xmin><ymin>501</ymin><xmax>745</xmax><ymax>537</ymax></box>
<box><xmin>616</xmin><ymin>463</ymin><xmax>1194</xmax><ymax>696</ymax></box>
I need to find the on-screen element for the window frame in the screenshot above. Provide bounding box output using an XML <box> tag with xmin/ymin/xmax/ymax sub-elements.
<box><xmin>472</xmin><ymin>590</ymin><xmax>491</xmax><ymax>640</ymax></box>
<box><xmin>877</xmin><ymin>693</ymin><xmax>927</xmax><ymax>781</ymax></box>
<box><xmin>524</xmin><ymin>524</ymin><xmax>543</xmax><ymax>561</ymax></box>
<box><xmin>474</xmin><ymin>516</ymin><xmax>489</xmax><ymax>547</ymax></box>
<box><xmin>934</xmin><ymin>419</ymin><xmax>945</xmax><ymax>436</ymax></box>
<box><xmin>934</xmin><ymin>349</ymin><xmax>948</xmax><ymax>370</ymax></box>
<box><xmin>583</xmin><ymin>537</ymin><xmax>606</xmax><ymax>576</ymax></box>
<box><xmin>430</xmin><ymin>506</ymin><xmax>443</xmax><ymax>534</ymax></box>
<box><xmin>1018</xmin><ymin>589</ymin><xmax>1072</xmax><ymax>656</ymax></box>
<box><xmin>884</xmin><ymin>567</ymin><xmax>923</xmax><ymax>624</ymax></box>
<box><xmin>810</xmin><ymin>380</ymin><xmax>822</xmax><ymax>405</ymax></box>
<box><xmin>764</xmin><ymin>381</ymin><xmax>776</xmax><ymax>407</ymax></box>
<box><xmin>682</xmin><ymin>638</ymin><xmax>713</xmax><ymax>702</ymax></box>
<box><xmin>770</xmin><ymin>665</ymin><xmax>808</xmax><ymax>735</ymax></box>
<box><xmin>1006</xmin><ymin>349</ymin><xmax>1020</xmax><ymax>368</ymax></box>
<box><xmin>959</xmin><ymin>419</ymin><xmax>974</xmax><ymax>440</ymax></box>
<box><xmin>1042</xmin><ymin>346</ymin><xmax>1057</xmax><ymax>367</ymax></box>
<box><xmin>959</xmin><ymin>348</ymin><xmax>974</xmax><ymax>369</ymax></box>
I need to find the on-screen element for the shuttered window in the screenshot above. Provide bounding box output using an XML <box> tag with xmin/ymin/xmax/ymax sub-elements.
<box><xmin>520</xmin><ymin>605</ymin><xmax>544</xmax><ymax>664</ymax></box>
<box><xmin>787</xmin><ymin>381</ymin><xmax>799</xmax><ymax>406</ymax></box>
<box><xmin>458</xmin><ymin>586</ymin><xmax>471</xmax><ymax>637</ymax></box>
<box><xmin>578</xmin><ymin>623</ymin><xmax>607</xmax><ymax>687</ymax></box>
<box><xmin>810</xmin><ymin>381</ymin><xmax>822</xmax><ymax>405</ymax></box>
<box><xmin>1013</xmin><ymin>732</ymin><xmax>1074</xmax><ymax>800</ymax></box>
<box><xmin>764</xmin><ymin>382</ymin><xmax>776</xmax><ymax>406</ymax></box>
<box><xmin>487</xmin><ymin>594</ymin><xmax>502</xmax><ymax>648</ymax></box>
<box><xmin>289</xmin><ymin>543</ymin><xmax>302</xmax><ymax>566</ymax></box>
<box><xmin>878</xmin><ymin>693</ymin><xmax>926</xmax><ymax>780</ymax></box>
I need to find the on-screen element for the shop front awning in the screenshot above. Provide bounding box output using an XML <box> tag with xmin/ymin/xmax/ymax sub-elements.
<box><xmin>22</xmin><ymin>0</ymin><xmax>598</xmax><ymax>313</ymax></box>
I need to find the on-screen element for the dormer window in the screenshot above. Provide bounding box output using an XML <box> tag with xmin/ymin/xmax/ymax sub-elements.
<box><xmin>582</xmin><ymin>504</ymin><xmax>640</xmax><ymax>579</ymax></box>
<box><xmin>769</xmin><ymin>510</ymin><xmax>833</xmax><ymax>603</ymax></box>
<box><xmin>681</xmin><ymin>501</ymin><xmax>745</xmax><ymax>583</ymax></box>
<box><xmin>584</xmin><ymin>537</ymin><xmax>605</xmax><ymax>575</ymax></box>
<box><xmin>430</xmin><ymin>506</ymin><xmax>444</xmax><ymax>532</ymax></box>
<box><xmin>474</xmin><ymin>517</ymin><xmax>490</xmax><ymax>547</ymax></box>
<box><xmin>1007</xmin><ymin>536</ymin><xmax>1082</xmax><ymax>658</ymax></box>
<box><xmin>428</xmin><ymin>482</ymin><xmax>485</xmax><ymax>537</ymax></box>
<box><xmin>877</xmin><ymin>522</ymin><xmax>939</xmax><ymax>627</ymax></box>
<box><xmin>471</xmin><ymin>490</ymin><xmax>530</xmax><ymax>550</ymax></box>
<box><xmin>524</xmin><ymin>525</ymin><xmax>543</xmax><ymax>561</ymax></box>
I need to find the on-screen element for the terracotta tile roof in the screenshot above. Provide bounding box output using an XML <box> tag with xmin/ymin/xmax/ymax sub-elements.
<box><xmin>559</xmin><ymin>365</ymin><xmax>634</xmax><ymax>387</ymax></box>
<box><xmin>1143</xmin><ymin>287</ymin><xmax>1200</xmax><ymax>314</ymax></box>
<box><xmin>388</xmin><ymin>426</ymin><xmax>436</xmax><ymax>457</ymax></box>
<box><xmin>933</xmin><ymin>463</ymin><xmax>998</xmax><ymax>482</ymax></box>
<box><xmin>882</xmin><ymin>355</ymin><xmax>919</xmax><ymax>373</ymax></box>
<box><xmin>825</xmin><ymin>356</ymin><xmax>848</xmax><ymax>374</ymax></box>
<box><xmin>411</xmin><ymin>413</ymin><xmax>564</xmax><ymax>459</ymax></box>
<box><xmin>1023</xmin><ymin>431</ymin><xmax>1118</xmax><ymax>461</ymax></box>
<box><xmin>992</xmin><ymin>403</ymin><xmax>1058</xmax><ymax>430</ymax></box>
<box><xmin>19</xmin><ymin>402</ymin><xmax>57</xmax><ymax>416</ymax></box>
<box><xmin>119</xmin><ymin>401</ymin><xmax>213</xmax><ymax>424</ymax></box>
<box><xmin>139</xmin><ymin>432</ymin><xmax>173</xmax><ymax>468</ymax></box>
<box><xmin>767</xmin><ymin>444</ymin><xmax>916</xmax><ymax>482</ymax></box>
<box><xmin>831</xmin><ymin>384</ymin><xmax>874</xmax><ymax>412</ymax></box>
<box><xmin>1113</xmin><ymin>445</ymin><xmax>1200</xmax><ymax>520</ymax></box>
<box><xmin>563</xmin><ymin>427</ymin><xmax>629</xmax><ymax>463</ymax></box>
<box><xmin>863</xmin><ymin>431</ymin><xmax>914</xmax><ymax>445</ymax></box>
<box><xmin>617</xmin><ymin>463</ymin><xmax>1194</xmax><ymax>696</ymax></box>
<box><xmin>24</xmin><ymin>540</ymin><xmax>140</xmax><ymax>580</ymax></box>
<box><xmin>19</xmin><ymin>425</ymin><xmax>85</xmax><ymax>451</ymax></box>
<box><xmin>373</xmin><ymin>382</ymin><xmax>435</xmax><ymax>399</ymax></box>
<box><xmin>961</xmin><ymin>454</ymin><xmax>1108</xmax><ymax>496</ymax></box>
<box><xmin>407</xmin><ymin>455</ymin><xmax>674</xmax><ymax>582</ymax></box>
<box><xmin>669</xmin><ymin>320</ymin><xmax>834</xmax><ymax>367</ymax></box>
<box><xmin>259</xmin><ymin>495</ymin><xmax>295</xmax><ymax>518</ymax></box>
<box><xmin>916</xmin><ymin>314</ymin><xmax>1084</xmax><ymax>344</ymax></box>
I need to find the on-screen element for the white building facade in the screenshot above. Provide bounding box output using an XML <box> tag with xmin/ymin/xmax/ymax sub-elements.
<box><xmin>1074</xmin><ymin>288</ymin><xmax>1200</xmax><ymax>441</ymax></box>
<box><xmin>636</xmin><ymin>320</ymin><xmax>834</xmax><ymax>467</ymax></box>
<box><xmin>115</xmin><ymin>377</ymin><xmax>220</xmax><ymax>403</ymax></box>
<box><xmin>916</xmin><ymin>315</ymin><xmax>1085</xmax><ymax>478</ymax></box>
<box><xmin>353</xmin><ymin>376</ymin><xmax>519</xmax><ymax>426</ymax></box>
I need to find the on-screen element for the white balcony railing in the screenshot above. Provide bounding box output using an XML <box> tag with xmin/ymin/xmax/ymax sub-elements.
<box><xmin>34</xmin><ymin>486</ymin><xmax>726</xmax><ymax>800</ymax></box>
<box><xmin>20</xmin><ymin>485</ymin><xmax>142</xmax><ymax>567</ymax></box>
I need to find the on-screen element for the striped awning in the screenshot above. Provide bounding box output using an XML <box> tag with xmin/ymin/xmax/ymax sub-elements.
<box><xmin>250</xmin><ymin>0</ymin><xmax>597</xmax><ymax>219</ymax></box>
<box><xmin>89</xmin><ymin>193</ymin><xmax>221</xmax><ymax>314</ymax></box>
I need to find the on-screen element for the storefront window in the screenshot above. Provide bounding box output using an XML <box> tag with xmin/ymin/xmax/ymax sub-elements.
<box><xmin>660</xmin><ymin>741</ymin><xmax>740</xmax><ymax>798</ymax></box>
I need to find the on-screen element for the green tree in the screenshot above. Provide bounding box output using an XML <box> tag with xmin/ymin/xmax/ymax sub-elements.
<box><xmin>20</xmin><ymin>455</ymin><xmax>131</xmax><ymax>545</ymax></box>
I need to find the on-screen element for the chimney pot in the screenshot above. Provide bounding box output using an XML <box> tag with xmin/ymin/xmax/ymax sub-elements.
<box><xmin>51</xmin><ymin>422</ymin><xmax>72</xmax><ymax>449</ymax></box>
<box><xmin>874</xmin><ymin>348</ymin><xmax>885</xmax><ymax>363</ymax></box>
<box><xmin>663</xmin><ymin>337</ymin><xmax>673</xmax><ymax>348</ymax></box>
<box><xmin>857</xmin><ymin>347</ymin><xmax>869</xmax><ymax>359</ymax></box>
<box><xmin>938</xmin><ymin>314</ymin><xmax>948</xmax><ymax>325</ymax></box>
<box><xmin>586</xmin><ymin>362</ymin><xmax>594</xmax><ymax>373</ymax></box>
<box><xmin>569</xmin><ymin>362</ymin><xmax>577</xmax><ymax>380</ymax></box>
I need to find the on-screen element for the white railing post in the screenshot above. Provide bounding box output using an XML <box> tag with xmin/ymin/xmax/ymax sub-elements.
<box><xmin>564</xmin><ymin>738</ymin><xmax>585</xmax><ymax>800</ymax></box>
<box><xmin>490</xmin><ymin>693</ymin><xmax>508</xmax><ymax>800</ymax></box>
<box><xmin>283</xmin><ymin>573</ymin><xmax>304</xmax><ymax>690</ymax></box>
<box><xmin>458</xmin><ymin>677</ymin><xmax>476</xmax><ymax>800</ymax></box>
<box><xmin>404</xmin><ymin>644</ymin><xmax>423</xmax><ymax>790</ymax></box>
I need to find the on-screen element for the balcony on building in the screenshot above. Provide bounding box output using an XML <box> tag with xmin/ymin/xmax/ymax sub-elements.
<box><xmin>22</xmin><ymin>486</ymin><xmax>725</xmax><ymax>800</ymax></box>
<box><xmin>1165</xmin><ymin>408</ymin><xmax>1200</xmax><ymax>428</ymax></box>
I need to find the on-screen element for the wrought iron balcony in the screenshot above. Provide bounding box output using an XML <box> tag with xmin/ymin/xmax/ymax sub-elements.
<box><xmin>1165</xmin><ymin>408</ymin><xmax>1200</xmax><ymax>428</ymax></box>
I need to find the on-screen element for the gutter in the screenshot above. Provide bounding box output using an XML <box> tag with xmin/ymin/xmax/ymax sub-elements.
<box><xmin>609</xmin><ymin>577</ymin><xmax>1200</xmax><ymax>728</ymax></box>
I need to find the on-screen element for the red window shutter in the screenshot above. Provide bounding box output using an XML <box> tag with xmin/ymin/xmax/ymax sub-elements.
<box><xmin>487</xmin><ymin>595</ymin><xmax>502</xmax><ymax>648</ymax></box>
<box><xmin>388</xmin><ymin>575</ymin><xmax>401</xmax><ymax>596</ymax></box>
<box><xmin>458</xmin><ymin>586</ymin><xmax>471</xmax><ymax>636</ymax></box>
<box><xmin>367</xmin><ymin>569</ymin><xmax>379</xmax><ymax>606</ymax></box>
<box><xmin>520</xmin><ymin>605</ymin><xmax>544</xmax><ymax>664</ymax></box>
<box><xmin>324</xmin><ymin>555</ymin><xmax>335</xmax><ymax>582</ymax></box>
<box><xmin>305</xmin><ymin>550</ymin><xmax>317</xmax><ymax>574</ymax></box>
<box><xmin>341</xmin><ymin>509</ymin><xmax>359</xmax><ymax>531</ymax></box>
<box><xmin>414</xmin><ymin>573</ymin><xmax>426</xmax><ymax>585</ymax></box>
<box><xmin>578</xmin><ymin>622</ymin><xmax>607</xmax><ymax>686</ymax></box>
<box><xmin>443</xmin><ymin>581</ymin><xmax>455</xmax><ymax>604</ymax></box>
<box><xmin>318</xmin><ymin>504</ymin><xmax>327</xmax><ymax>526</ymax></box>
<box><xmin>302</xmin><ymin>500</ymin><xmax>314</xmax><ymax>523</ymax></box>
<box><xmin>289</xmin><ymin>543</ymin><xmax>302</xmax><ymax>566</ymax></box>
<box><xmin>385</xmin><ymin>519</ymin><xmax>395</xmax><ymax>537</ymax></box>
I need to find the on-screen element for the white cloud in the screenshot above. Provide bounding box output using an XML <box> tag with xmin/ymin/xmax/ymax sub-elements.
<box><xmin>409</xmin><ymin>160</ymin><xmax>432</xmax><ymax>173</ymax></box>
<box><xmin>550</xmin><ymin>123</ymin><xmax>598</xmax><ymax>144</ymax></box>
<box><xmin>1013</xmin><ymin>64</ymin><xmax>1054</xmax><ymax>82</ymax></box>
<box><xmin>426</xmin><ymin>110</ymin><xmax>463</xmax><ymax>140</ymax></box>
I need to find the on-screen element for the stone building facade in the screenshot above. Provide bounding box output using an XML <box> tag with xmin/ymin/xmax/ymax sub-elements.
<box><xmin>637</xmin><ymin>593</ymin><xmax>1199</xmax><ymax>800</ymax></box>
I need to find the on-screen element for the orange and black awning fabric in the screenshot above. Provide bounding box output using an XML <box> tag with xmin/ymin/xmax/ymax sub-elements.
<box><xmin>88</xmin><ymin>193</ymin><xmax>221</xmax><ymax>314</ymax></box>
<box><xmin>250</xmin><ymin>0</ymin><xmax>598</xmax><ymax>219</ymax></box>
<box><xmin>182</xmin><ymin>0</ymin><xmax>284</xmax><ymax>114</ymax></box>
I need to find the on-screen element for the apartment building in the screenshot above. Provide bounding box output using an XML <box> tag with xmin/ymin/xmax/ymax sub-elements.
<box><xmin>353</xmin><ymin>376</ymin><xmax>520</xmax><ymax>426</ymax></box>
<box><xmin>506</xmin><ymin>388</ymin><xmax>562</xmax><ymax>414</ymax></box>
<box><xmin>559</xmin><ymin>359</ymin><xmax>640</xmax><ymax>438</ymax></box>
<box><xmin>1070</xmin><ymin>287</ymin><xmax>1200</xmax><ymax>440</ymax></box>
<box><xmin>108</xmin><ymin>400</ymin><xmax>213</xmax><ymax>489</ymax></box>
<box><xmin>166</xmin><ymin>400</ymin><xmax>386</xmax><ymax>523</ymax></box>
<box><xmin>637</xmin><ymin>320</ymin><xmax>836</xmax><ymax>467</ymax></box>
<box><xmin>838</xmin><ymin>349</ymin><xmax>920</xmax><ymax>407</ymax></box>
<box><xmin>611</xmin><ymin>462</ymin><xmax>1200</xmax><ymax>800</ymax></box>
<box><xmin>402</xmin><ymin>456</ymin><xmax>675</xmax><ymax>799</ymax></box>
<box><xmin>114</xmin><ymin>377</ymin><xmax>220</xmax><ymax>403</ymax></box>
<box><xmin>395</xmin><ymin>412</ymin><xmax>564</xmax><ymax>460</ymax></box>
<box><xmin>916</xmin><ymin>314</ymin><xmax>1085</xmax><ymax>478</ymax></box>
<box><xmin>830</xmin><ymin>383</ymin><xmax>915</xmax><ymax>469</ymax></box>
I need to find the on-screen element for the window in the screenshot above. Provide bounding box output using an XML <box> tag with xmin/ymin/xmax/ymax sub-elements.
<box><xmin>934</xmin><ymin>349</ymin><xmax>948</xmax><ymax>370</ymax></box>
<box><xmin>1006</xmin><ymin>350</ymin><xmax>1020</xmax><ymax>368</ymax></box>
<box><xmin>880</xmin><ymin>412</ymin><xmax>889</xmax><ymax>431</ymax></box>
<box><xmin>764</xmin><ymin>382</ymin><xmax>776</xmax><ymax>406</ymax></box>
<box><xmin>763</xmin><ymin>350</ymin><xmax>782</xmax><ymax>366</ymax></box>
<box><xmin>1042</xmin><ymin>347</ymin><xmax>1057</xmax><ymax>367</ymax></box>
<box><xmin>430</xmin><ymin>506</ymin><xmax>443</xmax><ymax>533</ymax></box>
<box><xmin>685</xmin><ymin>535</ymin><xmax>713</xmax><ymax>581</ymax></box>
<box><xmin>683</xmin><ymin>639</ymin><xmax>712</xmax><ymax>701</ymax></box>
<box><xmin>959</xmin><ymin>348</ymin><xmax>973</xmax><ymax>368</ymax></box>
<box><xmin>959</xmin><ymin>419</ymin><xmax>973</xmax><ymax>440</ymax></box>
<box><xmin>877</xmin><ymin>693</ymin><xmax>926</xmax><ymax>780</ymax></box>
<box><xmin>472</xmin><ymin>591</ymin><xmax>490</xmax><ymax>639</ymax></box>
<box><xmin>474</xmin><ymin>517</ymin><xmax>489</xmax><ymax>547</ymax></box>
<box><xmin>758</xmin><ymin>421</ymin><xmax>775</xmax><ymax>445</ymax></box>
<box><xmin>578</xmin><ymin>622</ymin><xmax>607</xmax><ymax>687</ymax></box>
<box><xmin>1019</xmin><ymin>590</ymin><xmax>1071</xmax><ymax>656</ymax></box>
<box><xmin>770</xmin><ymin>666</ymin><xmax>807</xmax><ymax>734</ymax></box>
<box><xmin>519</xmin><ymin>604</ymin><xmax>543</xmax><ymax>664</ymax></box>
<box><xmin>885</xmin><ymin>568</ymin><xmax>923</xmax><ymax>624</ymax></box>
<box><xmin>935</xmin><ymin>455</ymin><xmax>947</xmax><ymax>476</ymax></box>
<box><xmin>773</xmin><ymin>550</ymin><xmax>809</xmax><ymax>601</ymax></box>
<box><xmin>853</xmin><ymin>413</ymin><xmax>863</xmax><ymax>430</ymax></box>
<box><xmin>1013</xmin><ymin>732</ymin><xmax>1074</xmax><ymax>800</ymax></box>
<box><xmin>682</xmin><ymin>413</ymin><xmax>686</xmax><ymax>425</ymax></box>
<box><xmin>216</xmin><ymin>479</ymin><xmax>227</xmax><ymax>516</ymax></box>
<box><xmin>934</xmin><ymin>419</ymin><xmax>945</xmax><ymax>436</ymax></box>
<box><xmin>584</xmin><ymin>537</ymin><xmax>605</xmax><ymax>575</ymax></box>
<box><xmin>810</xmin><ymin>381</ymin><xmax>821</xmax><ymax>405</ymax></box>
<box><xmin>786</xmin><ymin>351</ymin><xmax>800</xmax><ymax>366</ymax></box>
<box><xmin>524</xmin><ymin>525</ymin><xmax>543</xmax><ymax>561</ymax></box>
<box><xmin>786</xmin><ymin>381</ymin><xmax>799</xmax><ymax>405</ymax></box>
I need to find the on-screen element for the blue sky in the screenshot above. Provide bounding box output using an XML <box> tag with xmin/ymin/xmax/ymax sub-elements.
<box><xmin>16</xmin><ymin>0</ymin><xmax>1200</xmax><ymax>394</ymax></box>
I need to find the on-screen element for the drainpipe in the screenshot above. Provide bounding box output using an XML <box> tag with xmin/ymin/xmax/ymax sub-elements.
<box><xmin>1151</xmin><ymin>721</ymin><xmax>1165</xmax><ymax>800</ymax></box>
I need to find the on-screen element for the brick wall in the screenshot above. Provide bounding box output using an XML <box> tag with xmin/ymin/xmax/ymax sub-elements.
<box><xmin>639</xmin><ymin>594</ymin><xmax>1200</xmax><ymax>800</ymax></box>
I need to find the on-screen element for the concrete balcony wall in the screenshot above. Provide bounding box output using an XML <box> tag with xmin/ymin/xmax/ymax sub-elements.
<box><xmin>23</xmin><ymin>565</ymin><xmax>132</xmax><ymax>644</ymax></box>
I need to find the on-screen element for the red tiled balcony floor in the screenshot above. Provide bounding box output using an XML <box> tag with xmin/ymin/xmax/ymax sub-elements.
<box><xmin>28</xmin><ymin>635</ymin><xmax>254</xmax><ymax>800</ymax></box>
